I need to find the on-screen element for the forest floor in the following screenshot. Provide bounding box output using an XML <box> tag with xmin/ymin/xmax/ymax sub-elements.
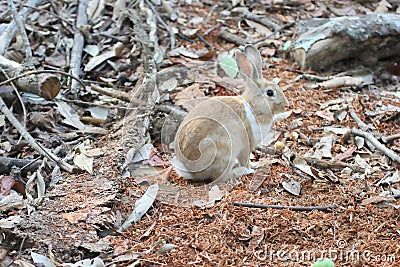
<box><xmin>0</xmin><ymin>0</ymin><xmax>399</xmax><ymax>266</ymax></box>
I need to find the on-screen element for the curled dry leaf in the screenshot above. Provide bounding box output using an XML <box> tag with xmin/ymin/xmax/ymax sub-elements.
<box><xmin>0</xmin><ymin>190</ymin><xmax>26</xmax><ymax>211</ymax></box>
<box><xmin>73</xmin><ymin>143</ymin><xmax>94</xmax><ymax>175</ymax></box>
<box><xmin>282</xmin><ymin>180</ymin><xmax>301</xmax><ymax>196</ymax></box>
<box><xmin>56</xmin><ymin>101</ymin><xmax>85</xmax><ymax>130</ymax></box>
<box><xmin>335</xmin><ymin>146</ymin><xmax>357</xmax><ymax>161</ymax></box>
<box><xmin>28</xmin><ymin>112</ymin><xmax>57</xmax><ymax>132</ymax></box>
<box><xmin>174</xmin><ymin>84</ymin><xmax>205</xmax><ymax>111</ymax></box>
<box><xmin>120</xmin><ymin>184</ymin><xmax>159</xmax><ymax>231</ymax></box>
<box><xmin>31</xmin><ymin>252</ymin><xmax>56</xmax><ymax>267</ymax></box>
<box><xmin>0</xmin><ymin>215</ymin><xmax>22</xmax><ymax>229</ymax></box>
<box><xmin>85</xmin><ymin>42</ymin><xmax>124</xmax><ymax>71</ymax></box>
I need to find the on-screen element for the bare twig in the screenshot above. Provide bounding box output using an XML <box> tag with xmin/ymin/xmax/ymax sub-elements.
<box><xmin>145</xmin><ymin>0</ymin><xmax>175</xmax><ymax>50</ymax></box>
<box><xmin>70</xmin><ymin>0</ymin><xmax>88</xmax><ymax>90</ymax></box>
<box><xmin>234</xmin><ymin>9</ymin><xmax>281</xmax><ymax>31</ymax></box>
<box><xmin>349</xmin><ymin>128</ymin><xmax>400</xmax><ymax>164</ymax></box>
<box><xmin>0</xmin><ymin>0</ymin><xmax>43</xmax><ymax>55</ymax></box>
<box><xmin>302</xmin><ymin>156</ymin><xmax>365</xmax><ymax>173</ymax></box>
<box><xmin>349</xmin><ymin>108</ymin><xmax>372</xmax><ymax>131</ymax></box>
<box><xmin>61</xmin><ymin>98</ymin><xmax>137</xmax><ymax>110</ymax></box>
<box><xmin>232</xmin><ymin>202</ymin><xmax>337</xmax><ymax>212</ymax></box>
<box><xmin>91</xmin><ymin>84</ymin><xmax>145</xmax><ymax>106</ymax></box>
<box><xmin>218</xmin><ymin>28</ymin><xmax>246</xmax><ymax>46</ymax></box>
<box><xmin>195</xmin><ymin>32</ymin><xmax>212</xmax><ymax>47</ymax></box>
<box><xmin>22</xmin><ymin>4</ymin><xmax>74</xmax><ymax>28</ymax></box>
<box><xmin>381</xmin><ymin>133</ymin><xmax>400</xmax><ymax>144</ymax></box>
<box><xmin>293</xmin><ymin>73</ymin><xmax>331</xmax><ymax>82</ymax></box>
<box><xmin>7</xmin><ymin>0</ymin><xmax>33</xmax><ymax>68</ymax></box>
<box><xmin>252</xmin><ymin>22</ymin><xmax>295</xmax><ymax>46</ymax></box>
<box><xmin>0</xmin><ymin>157</ymin><xmax>42</xmax><ymax>175</ymax></box>
<box><xmin>0</xmin><ymin>96</ymin><xmax>74</xmax><ymax>173</ymax></box>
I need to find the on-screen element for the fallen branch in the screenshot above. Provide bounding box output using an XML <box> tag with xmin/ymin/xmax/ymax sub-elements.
<box><xmin>349</xmin><ymin>108</ymin><xmax>372</xmax><ymax>132</ymax></box>
<box><xmin>381</xmin><ymin>133</ymin><xmax>400</xmax><ymax>144</ymax></box>
<box><xmin>302</xmin><ymin>156</ymin><xmax>365</xmax><ymax>173</ymax></box>
<box><xmin>0</xmin><ymin>56</ymin><xmax>61</xmax><ymax>99</ymax></box>
<box><xmin>145</xmin><ymin>0</ymin><xmax>175</xmax><ymax>50</ymax></box>
<box><xmin>218</xmin><ymin>29</ymin><xmax>246</xmax><ymax>46</ymax></box>
<box><xmin>233</xmin><ymin>8</ymin><xmax>280</xmax><ymax>31</ymax></box>
<box><xmin>0</xmin><ymin>69</ymin><xmax>85</xmax><ymax>92</ymax></box>
<box><xmin>349</xmin><ymin>128</ymin><xmax>400</xmax><ymax>164</ymax></box>
<box><xmin>232</xmin><ymin>202</ymin><xmax>337</xmax><ymax>212</ymax></box>
<box><xmin>90</xmin><ymin>84</ymin><xmax>145</xmax><ymax>106</ymax></box>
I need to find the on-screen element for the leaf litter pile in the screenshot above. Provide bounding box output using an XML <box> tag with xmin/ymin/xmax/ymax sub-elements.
<box><xmin>0</xmin><ymin>0</ymin><xmax>399</xmax><ymax>266</ymax></box>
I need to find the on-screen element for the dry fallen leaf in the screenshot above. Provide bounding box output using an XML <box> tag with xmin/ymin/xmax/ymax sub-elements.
<box><xmin>74</xmin><ymin>143</ymin><xmax>94</xmax><ymax>175</ymax></box>
<box><xmin>335</xmin><ymin>146</ymin><xmax>357</xmax><ymax>161</ymax></box>
<box><xmin>120</xmin><ymin>183</ymin><xmax>159</xmax><ymax>231</ymax></box>
<box><xmin>85</xmin><ymin>42</ymin><xmax>124</xmax><ymax>71</ymax></box>
<box><xmin>282</xmin><ymin>180</ymin><xmax>301</xmax><ymax>196</ymax></box>
<box><xmin>174</xmin><ymin>84</ymin><xmax>206</xmax><ymax>111</ymax></box>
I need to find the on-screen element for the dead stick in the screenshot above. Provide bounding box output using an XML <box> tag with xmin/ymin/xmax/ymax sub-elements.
<box><xmin>145</xmin><ymin>0</ymin><xmax>175</xmax><ymax>50</ymax></box>
<box><xmin>350</xmin><ymin>128</ymin><xmax>400</xmax><ymax>164</ymax></box>
<box><xmin>218</xmin><ymin>29</ymin><xmax>246</xmax><ymax>46</ymax></box>
<box><xmin>91</xmin><ymin>84</ymin><xmax>145</xmax><ymax>105</ymax></box>
<box><xmin>0</xmin><ymin>96</ymin><xmax>74</xmax><ymax>173</ymax></box>
<box><xmin>381</xmin><ymin>133</ymin><xmax>400</xmax><ymax>144</ymax></box>
<box><xmin>70</xmin><ymin>0</ymin><xmax>88</xmax><ymax>90</ymax></box>
<box><xmin>232</xmin><ymin>202</ymin><xmax>337</xmax><ymax>212</ymax></box>
<box><xmin>349</xmin><ymin>109</ymin><xmax>371</xmax><ymax>131</ymax></box>
<box><xmin>0</xmin><ymin>69</ymin><xmax>86</xmax><ymax>90</ymax></box>
<box><xmin>302</xmin><ymin>156</ymin><xmax>365</xmax><ymax>173</ymax></box>
<box><xmin>7</xmin><ymin>0</ymin><xmax>33</xmax><ymax>68</ymax></box>
<box><xmin>0</xmin><ymin>0</ymin><xmax>43</xmax><ymax>55</ymax></box>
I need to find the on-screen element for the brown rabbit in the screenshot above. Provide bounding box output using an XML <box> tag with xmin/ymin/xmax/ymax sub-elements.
<box><xmin>172</xmin><ymin>45</ymin><xmax>289</xmax><ymax>184</ymax></box>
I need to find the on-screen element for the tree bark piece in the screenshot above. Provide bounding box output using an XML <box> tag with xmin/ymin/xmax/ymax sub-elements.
<box><xmin>0</xmin><ymin>56</ymin><xmax>61</xmax><ymax>100</ymax></box>
<box><xmin>292</xmin><ymin>14</ymin><xmax>400</xmax><ymax>70</ymax></box>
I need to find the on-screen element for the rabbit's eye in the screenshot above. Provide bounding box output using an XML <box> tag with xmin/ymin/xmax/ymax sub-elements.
<box><xmin>266</xmin><ymin>89</ymin><xmax>274</xmax><ymax>96</ymax></box>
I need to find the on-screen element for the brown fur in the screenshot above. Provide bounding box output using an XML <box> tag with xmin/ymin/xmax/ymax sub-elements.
<box><xmin>173</xmin><ymin>45</ymin><xmax>289</xmax><ymax>183</ymax></box>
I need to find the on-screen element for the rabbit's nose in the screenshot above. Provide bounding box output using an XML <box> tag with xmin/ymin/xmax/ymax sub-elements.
<box><xmin>284</xmin><ymin>97</ymin><xmax>290</xmax><ymax>108</ymax></box>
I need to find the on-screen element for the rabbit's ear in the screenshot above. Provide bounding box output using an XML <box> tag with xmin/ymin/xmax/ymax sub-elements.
<box><xmin>235</xmin><ymin>50</ymin><xmax>254</xmax><ymax>80</ymax></box>
<box><xmin>244</xmin><ymin>45</ymin><xmax>262</xmax><ymax>79</ymax></box>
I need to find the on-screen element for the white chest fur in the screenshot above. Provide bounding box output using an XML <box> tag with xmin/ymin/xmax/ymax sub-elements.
<box><xmin>242</xmin><ymin>101</ymin><xmax>273</xmax><ymax>146</ymax></box>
